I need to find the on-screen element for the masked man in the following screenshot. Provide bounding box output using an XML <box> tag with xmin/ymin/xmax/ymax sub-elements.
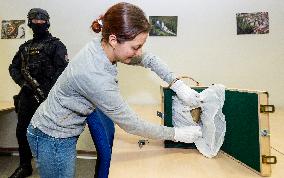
<box><xmin>8</xmin><ymin>8</ymin><xmax>68</xmax><ymax>178</ymax></box>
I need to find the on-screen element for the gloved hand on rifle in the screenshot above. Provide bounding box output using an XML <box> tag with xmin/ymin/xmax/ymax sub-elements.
<box><xmin>20</xmin><ymin>81</ymin><xmax>33</xmax><ymax>90</ymax></box>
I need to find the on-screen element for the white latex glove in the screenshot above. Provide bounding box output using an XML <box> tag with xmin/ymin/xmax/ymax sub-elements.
<box><xmin>174</xmin><ymin>126</ymin><xmax>202</xmax><ymax>143</ymax></box>
<box><xmin>170</xmin><ymin>80</ymin><xmax>201</xmax><ymax>108</ymax></box>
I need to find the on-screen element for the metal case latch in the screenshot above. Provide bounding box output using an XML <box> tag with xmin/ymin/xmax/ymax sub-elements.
<box><xmin>157</xmin><ymin>111</ymin><xmax>164</xmax><ymax>119</ymax></box>
<box><xmin>262</xmin><ymin>155</ymin><xmax>277</xmax><ymax>164</ymax></box>
<box><xmin>260</xmin><ymin>105</ymin><xmax>275</xmax><ymax>113</ymax></box>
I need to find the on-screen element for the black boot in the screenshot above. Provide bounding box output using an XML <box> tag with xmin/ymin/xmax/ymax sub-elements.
<box><xmin>8</xmin><ymin>165</ymin><xmax>33</xmax><ymax>178</ymax></box>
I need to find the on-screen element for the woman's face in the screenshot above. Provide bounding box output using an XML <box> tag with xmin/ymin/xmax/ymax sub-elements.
<box><xmin>113</xmin><ymin>32</ymin><xmax>148</xmax><ymax>64</ymax></box>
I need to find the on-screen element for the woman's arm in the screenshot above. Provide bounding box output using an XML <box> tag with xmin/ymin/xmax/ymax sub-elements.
<box><xmin>130</xmin><ymin>53</ymin><xmax>201</xmax><ymax>107</ymax></box>
<box><xmin>72</xmin><ymin>65</ymin><xmax>175</xmax><ymax>140</ymax></box>
<box><xmin>77</xmin><ymin>75</ymin><xmax>201</xmax><ymax>143</ymax></box>
<box><xmin>129</xmin><ymin>52</ymin><xmax>176</xmax><ymax>84</ymax></box>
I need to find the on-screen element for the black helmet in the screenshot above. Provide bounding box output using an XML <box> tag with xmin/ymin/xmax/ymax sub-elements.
<box><xmin>27</xmin><ymin>8</ymin><xmax>50</xmax><ymax>27</ymax></box>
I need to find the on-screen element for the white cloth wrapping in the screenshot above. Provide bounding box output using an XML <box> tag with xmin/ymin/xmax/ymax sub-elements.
<box><xmin>172</xmin><ymin>84</ymin><xmax>226</xmax><ymax>158</ymax></box>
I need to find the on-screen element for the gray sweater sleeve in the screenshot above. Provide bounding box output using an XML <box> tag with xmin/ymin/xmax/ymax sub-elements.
<box><xmin>129</xmin><ymin>52</ymin><xmax>177</xmax><ymax>84</ymax></box>
<box><xmin>77</xmin><ymin>75</ymin><xmax>175</xmax><ymax>140</ymax></box>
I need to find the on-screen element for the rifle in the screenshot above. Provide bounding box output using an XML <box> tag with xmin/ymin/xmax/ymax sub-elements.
<box><xmin>20</xmin><ymin>50</ymin><xmax>45</xmax><ymax>103</ymax></box>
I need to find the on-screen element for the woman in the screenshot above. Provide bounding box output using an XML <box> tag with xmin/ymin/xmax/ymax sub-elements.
<box><xmin>27</xmin><ymin>2</ymin><xmax>202</xmax><ymax>178</ymax></box>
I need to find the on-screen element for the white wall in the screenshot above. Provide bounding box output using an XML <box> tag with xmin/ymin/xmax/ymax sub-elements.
<box><xmin>1</xmin><ymin>0</ymin><xmax>284</xmax><ymax>109</ymax></box>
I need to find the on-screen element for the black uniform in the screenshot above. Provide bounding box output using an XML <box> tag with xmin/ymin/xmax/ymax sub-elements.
<box><xmin>8</xmin><ymin>32</ymin><xmax>68</xmax><ymax>168</ymax></box>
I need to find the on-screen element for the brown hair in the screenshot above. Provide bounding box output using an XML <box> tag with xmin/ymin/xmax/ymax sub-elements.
<box><xmin>91</xmin><ymin>2</ymin><xmax>151</xmax><ymax>43</ymax></box>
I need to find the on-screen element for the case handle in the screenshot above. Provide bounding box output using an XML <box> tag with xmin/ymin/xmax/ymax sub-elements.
<box><xmin>168</xmin><ymin>76</ymin><xmax>201</xmax><ymax>88</ymax></box>
<box><xmin>178</xmin><ymin>76</ymin><xmax>200</xmax><ymax>86</ymax></box>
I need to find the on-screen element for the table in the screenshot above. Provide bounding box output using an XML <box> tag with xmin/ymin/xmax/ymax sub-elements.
<box><xmin>0</xmin><ymin>101</ymin><xmax>14</xmax><ymax>112</ymax></box>
<box><xmin>109</xmin><ymin>105</ymin><xmax>284</xmax><ymax>178</ymax></box>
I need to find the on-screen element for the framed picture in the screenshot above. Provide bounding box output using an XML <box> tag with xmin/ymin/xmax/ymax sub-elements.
<box><xmin>236</xmin><ymin>12</ymin><xmax>269</xmax><ymax>35</ymax></box>
<box><xmin>1</xmin><ymin>20</ymin><xmax>26</xmax><ymax>39</ymax></box>
<box><xmin>149</xmin><ymin>16</ymin><xmax>177</xmax><ymax>36</ymax></box>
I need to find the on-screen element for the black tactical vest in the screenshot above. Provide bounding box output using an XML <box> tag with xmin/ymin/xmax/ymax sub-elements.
<box><xmin>20</xmin><ymin>36</ymin><xmax>60</xmax><ymax>94</ymax></box>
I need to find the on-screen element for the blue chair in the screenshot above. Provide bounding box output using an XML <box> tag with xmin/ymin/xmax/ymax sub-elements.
<box><xmin>87</xmin><ymin>108</ymin><xmax>115</xmax><ymax>178</ymax></box>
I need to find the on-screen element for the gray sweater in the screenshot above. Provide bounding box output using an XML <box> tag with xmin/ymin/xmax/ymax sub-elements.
<box><xmin>31</xmin><ymin>37</ymin><xmax>176</xmax><ymax>140</ymax></box>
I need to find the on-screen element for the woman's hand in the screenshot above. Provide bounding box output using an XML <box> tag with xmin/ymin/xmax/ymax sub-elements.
<box><xmin>174</xmin><ymin>126</ymin><xmax>202</xmax><ymax>143</ymax></box>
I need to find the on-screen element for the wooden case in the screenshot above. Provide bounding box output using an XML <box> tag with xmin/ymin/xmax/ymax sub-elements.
<box><xmin>160</xmin><ymin>86</ymin><xmax>277</xmax><ymax>176</ymax></box>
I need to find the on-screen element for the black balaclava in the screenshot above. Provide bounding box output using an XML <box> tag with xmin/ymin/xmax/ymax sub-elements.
<box><xmin>30</xmin><ymin>22</ymin><xmax>49</xmax><ymax>38</ymax></box>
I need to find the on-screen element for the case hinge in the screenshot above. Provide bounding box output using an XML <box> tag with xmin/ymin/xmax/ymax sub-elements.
<box><xmin>260</xmin><ymin>129</ymin><xmax>270</xmax><ymax>137</ymax></box>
